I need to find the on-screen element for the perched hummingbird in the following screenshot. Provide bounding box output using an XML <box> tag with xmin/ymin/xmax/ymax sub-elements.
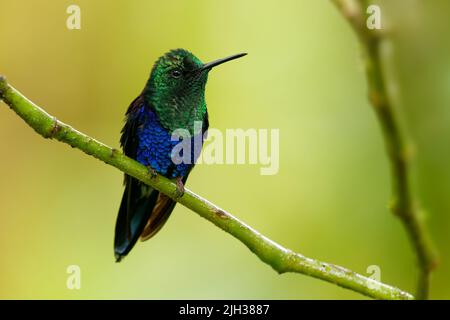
<box><xmin>115</xmin><ymin>49</ymin><xmax>246</xmax><ymax>261</ymax></box>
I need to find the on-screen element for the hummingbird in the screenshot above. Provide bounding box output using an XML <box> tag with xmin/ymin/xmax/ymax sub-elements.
<box><xmin>115</xmin><ymin>49</ymin><xmax>247</xmax><ymax>261</ymax></box>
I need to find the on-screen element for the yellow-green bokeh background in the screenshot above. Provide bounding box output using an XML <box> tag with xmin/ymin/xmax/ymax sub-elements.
<box><xmin>0</xmin><ymin>0</ymin><xmax>449</xmax><ymax>299</ymax></box>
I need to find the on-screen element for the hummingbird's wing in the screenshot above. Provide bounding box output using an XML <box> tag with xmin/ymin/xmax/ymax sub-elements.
<box><xmin>114</xmin><ymin>95</ymin><xmax>159</xmax><ymax>261</ymax></box>
<box><xmin>120</xmin><ymin>96</ymin><xmax>142</xmax><ymax>162</ymax></box>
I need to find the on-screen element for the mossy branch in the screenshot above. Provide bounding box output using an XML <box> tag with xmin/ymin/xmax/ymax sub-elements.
<box><xmin>0</xmin><ymin>75</ymin><xmax>413</xmax><ymax>300</ymax></box>
<box><xmin>331</xmin><ymin>0</ymin><xmax>438</xmax><ymax>299</ymax></box>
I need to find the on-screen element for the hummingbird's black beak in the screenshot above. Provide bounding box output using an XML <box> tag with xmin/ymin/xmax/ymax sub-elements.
<box><xmin>199</xmin><ymin>53</ymin><xmax>247</xmax><ymax>72</ymax></box>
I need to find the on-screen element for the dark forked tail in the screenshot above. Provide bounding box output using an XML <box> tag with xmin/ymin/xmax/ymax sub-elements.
<box><xmin>114</xmin><ymin>176</ymin><xmax>176</xmax><ymax>262</ymax></box>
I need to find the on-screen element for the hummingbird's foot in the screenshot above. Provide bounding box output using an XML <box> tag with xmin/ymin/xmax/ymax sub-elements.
<box><xmin>147</xmin><ymin>166</ymin><xmax>158</xmax><ymax>179</ymax></box>
<box><xmin>174</xmin><ymin>177</ymin><xmax>185</xmax><ymax>199</ymax></box>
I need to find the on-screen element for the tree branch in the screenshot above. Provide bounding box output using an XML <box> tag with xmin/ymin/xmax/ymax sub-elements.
<box><xmin>331</xmin><ymin>0</ymin><xmax>438</xmax><ymax>299</ymax></box>
<box><xmin>0</xmin><ymin>75</ymin><xmax>413</xmax><ymax>300</ymax></box>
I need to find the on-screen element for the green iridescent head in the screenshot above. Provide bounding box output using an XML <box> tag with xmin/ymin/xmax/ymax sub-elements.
<box><xmin>143</xmin><ymin>49</ymin><xmax>246</xmax><ymax>131</ymax></box>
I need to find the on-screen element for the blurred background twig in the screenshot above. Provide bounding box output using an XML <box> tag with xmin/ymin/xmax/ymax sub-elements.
<box><xmin>0</xmin><ymin>76</ymin><xmax>414</xmax><ymax>300</ymax></box>
<box><xmin>331</xmin><ymin>0</ymin><xmax>438</xmax><ymax>299</ymax></box>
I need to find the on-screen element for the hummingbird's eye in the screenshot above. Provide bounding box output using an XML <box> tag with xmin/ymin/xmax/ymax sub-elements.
<box><xmin>171</xmin><ymin>69</ymin><xmax>182</xmax><ymax>78</ymax></box>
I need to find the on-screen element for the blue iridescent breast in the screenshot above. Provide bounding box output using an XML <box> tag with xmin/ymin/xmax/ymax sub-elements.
<box><xmin>135</xmin><ymin>105</ymin><xmax>203</xmax><ymax>178</ymax></box>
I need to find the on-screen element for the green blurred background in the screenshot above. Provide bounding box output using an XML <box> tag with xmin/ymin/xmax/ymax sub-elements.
<box><xmin>0</xmin><ymin>0</ymin><xmax>449</xmax><ymax>299</ymax></box>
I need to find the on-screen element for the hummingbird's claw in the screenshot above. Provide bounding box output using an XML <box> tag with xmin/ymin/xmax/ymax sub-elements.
<box><xmin>174</xmin><ymin>177</ymin><xmax>185</xmax><ymax>199</ymax></box>
<box><xmin>147</xmin><ymin>166</ymin><xmax>158</xmax><ymax>179</ymax></box>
